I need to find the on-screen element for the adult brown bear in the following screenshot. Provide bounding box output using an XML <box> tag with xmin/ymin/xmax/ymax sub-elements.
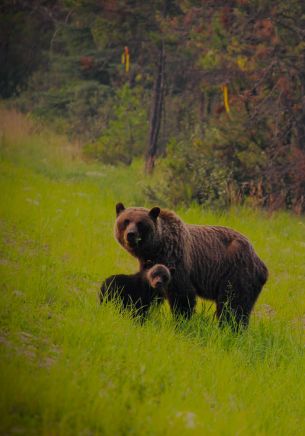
<box><xmin>114</xmin><ymin>203</ymin><xmax>268</xmax><ymax>329</ymax></box>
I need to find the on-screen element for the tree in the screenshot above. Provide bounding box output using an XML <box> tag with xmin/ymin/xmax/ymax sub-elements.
<box><xmin>0</xmin><ymin>0</ymin><xmax>58</xmax><ymax>98</ymax></box>
<box><xmin>145</xmin><ymin>40</ymin><xmax>165</xmax><ymax>173</ymax></box>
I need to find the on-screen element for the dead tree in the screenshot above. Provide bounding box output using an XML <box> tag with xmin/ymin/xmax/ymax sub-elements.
<box><xmin>145</xmin><ymin>41</ymin><xmax>165</xmax><ymax>173</ymax></box>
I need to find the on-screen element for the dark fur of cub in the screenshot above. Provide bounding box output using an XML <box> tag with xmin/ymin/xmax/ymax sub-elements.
<box><xmin>100</xmin><ymin>263</ymin><xmax>172</xmax><ymax>318</ymax></box>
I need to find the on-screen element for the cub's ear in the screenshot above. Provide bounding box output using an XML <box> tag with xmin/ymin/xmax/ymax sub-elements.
<box><xmin>116</xmin><ymin>202</ymin><xmax>125</xmax><ymax>216</ymax></box>
<box><xmin>149</xmin><ymin>207</ymin><xmax>160</xmax><ymax>220</ymax></box>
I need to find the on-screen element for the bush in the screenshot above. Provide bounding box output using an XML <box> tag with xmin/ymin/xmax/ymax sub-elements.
<box><xmin>145</xmin><ymin>137</ymin><xmax>233</xmax><ymax>209</ymax></box>
<box><xmin>145</xmin><ymin>111</ymin><xmax>271</xmax><ymax>210</ymax></box>
<box><xmin>15</xmin><ymin>71</ymin><xmax>113</xmax><ymax>141</ymax></box>
<box><xmin>84</xmin><ymin>84</ymin><xmax>148</xmax><ymax>165</ymax></box>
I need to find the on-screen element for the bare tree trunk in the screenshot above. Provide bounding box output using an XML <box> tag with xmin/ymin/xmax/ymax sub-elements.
<box><xmin>296</xmin><ymin>73</ymin><xmax>305</xmax><ymax>151</ymax></box>
<box><xmin>145</xmin><ymin>41</ymin><xmax>165</xmax><ymax>173</ymax></box>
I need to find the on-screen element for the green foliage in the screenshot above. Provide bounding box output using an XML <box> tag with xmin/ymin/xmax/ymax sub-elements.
<box><xmin>84</xmin><ymin>84</ymin><xmax>148</xmax><ymax>165</ymax></box>
<box><xmin>198</xmin><ymin>49</ymin><xmax>220</xmax><ymax>70</ymax></box>
<box><xmin>146</xmin><ymin>137</ymin><xmax>232</xmax><ymax>208</ymax></box>
<box><xmin>0</xmin><ymin>114</ymin><xmax>305</xmax><ymax>434</ymax></box>
<box><xmin>0</xmin><ymin>1</ymin><xmax>52</xmax><ymax>98</ymax></box>
<box><xmin>146</xmin><ymin>111</ymin><xmax>269</xmax><ymax>209</ymax></box>
<box><xmin>16</xmin><ymin>63</ymin><xmax>116</xmax><ymax>140</ymax></box>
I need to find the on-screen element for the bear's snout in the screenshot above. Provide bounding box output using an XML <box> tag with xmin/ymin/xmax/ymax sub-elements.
<box><xmin>124</xmin><ymin>223</ymin><xmax>142</xmax><ymax>247</ymax></box>
<box><xmin>127</xmin><ymin>231</ymin><xmax>137</xmax><ymax>243</ymax></box>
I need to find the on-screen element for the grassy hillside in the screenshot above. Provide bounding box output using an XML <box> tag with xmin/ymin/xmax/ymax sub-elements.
<box><xmin>0</xmin><ymin>109</ymin><xmax>304</xmax><ymax>435</ymax></box>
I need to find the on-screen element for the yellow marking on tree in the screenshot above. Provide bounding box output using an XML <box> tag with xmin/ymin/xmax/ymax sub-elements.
<box><xmin>122</xmin><ymin>46</ymin><xmax>130</xmax><ymax>73</ymax></box>
<box><xmin>222</xmin><ymin>84</ymin><xmax>230</xmax><ymax>113</ymax></box>
<box><xmin>125</xmin><ymin>52</ymin><xmax>130</xmax><ymax>73</ymax></box>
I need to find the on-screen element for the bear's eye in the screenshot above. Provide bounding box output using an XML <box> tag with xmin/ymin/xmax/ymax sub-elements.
<box><xmin>124</xmin><ymin>219</ymin><xmax>130</xmax><ymax>226</ymax></box>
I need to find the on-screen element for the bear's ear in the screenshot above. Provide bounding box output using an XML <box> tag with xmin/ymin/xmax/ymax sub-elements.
<box><xmin>116</xmin><ymin>202</ymin><xmax>125</xmax><ymax>216</ymax></box>
<box><xmin>149</xmin><ymin>207</ymin><xmax>160</xmax><ymax>221</ymax></box>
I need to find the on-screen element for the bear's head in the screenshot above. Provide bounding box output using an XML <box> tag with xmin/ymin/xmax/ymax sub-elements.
<box><xmin>114</xmin><ymin>203</ymin><xmax>161</xmax><ymax>256</ymax></box>
<box><xmin>144</xmin><ymin>262</ymin><xmax>175</xmax><ymax>291</ymax></box>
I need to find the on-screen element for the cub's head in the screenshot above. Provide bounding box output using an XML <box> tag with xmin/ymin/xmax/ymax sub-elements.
<box><xmin>144</xmin><ymin>262</ymin><xmax>175</xmax><ymax>291</ymax></box>
<box><xmin>114</xmin><ymin>203</ymin><xmax>160</xmax><ymax>255</ymax></box>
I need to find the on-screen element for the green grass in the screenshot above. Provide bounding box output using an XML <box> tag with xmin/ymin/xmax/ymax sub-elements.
<box><xmin>0</xmin><ymin>109</ymin><xmax>304</xmax><ymax>435</ymax></box>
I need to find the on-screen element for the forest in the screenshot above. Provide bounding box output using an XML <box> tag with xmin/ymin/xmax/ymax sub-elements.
<box><xmin>2</xmin><ymin>0</ymin><xmax>305</xmax><ymax>212</ymax></box>
<box><xmin>1</xmin><ymin>2</ymin><xmax>305</xmax><ymax>435</ymax></box>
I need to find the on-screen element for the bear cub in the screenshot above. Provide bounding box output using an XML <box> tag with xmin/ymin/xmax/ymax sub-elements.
<box><xmin>100</xmin><ymin>263</ymin><xmax>173</xmax><ymax>318</ymax></box>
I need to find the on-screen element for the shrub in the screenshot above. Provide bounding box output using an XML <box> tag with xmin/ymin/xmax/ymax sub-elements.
<box><xmin>144</xmin><ymin>137</ymin><xmax>233</xmax><ymax>209</ymax></box>
<box><xmin>83</xmin><ymin>85</ymin><xmax>148</xmax><ymax>165</ymax></box>
<box><xmin>145</xmin><ymin>111</ymin><xmax>271</xmax><ymax>210</ymax></box>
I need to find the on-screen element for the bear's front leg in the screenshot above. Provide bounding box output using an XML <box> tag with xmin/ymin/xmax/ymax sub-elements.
<box><xmin>167</xmin><ymin>272</ymin><xmax>196</xmax><ymax>319</ymax></box>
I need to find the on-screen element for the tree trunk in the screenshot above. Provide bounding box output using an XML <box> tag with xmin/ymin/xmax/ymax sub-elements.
<box><xmin>296</xmin><ymin>73</ymin><xmax>305</xmax><ymax>151</ymax></box>
<box><xmin>145</xmin><ymin>41</ymin><xmax>165</xmax><ymax>173</ymax></box>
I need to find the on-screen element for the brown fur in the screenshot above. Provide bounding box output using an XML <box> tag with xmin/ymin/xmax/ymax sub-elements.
<box><xmin>114</xmin><ymin>203</ymin><xmax>268</xmax><ymax>329</ymax></box>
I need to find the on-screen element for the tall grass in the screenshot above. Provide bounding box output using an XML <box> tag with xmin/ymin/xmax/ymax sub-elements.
<box><xmin>0</xmin><ymin>109</ymin><xmax>304</xmax><ymax>435</ymax></box>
